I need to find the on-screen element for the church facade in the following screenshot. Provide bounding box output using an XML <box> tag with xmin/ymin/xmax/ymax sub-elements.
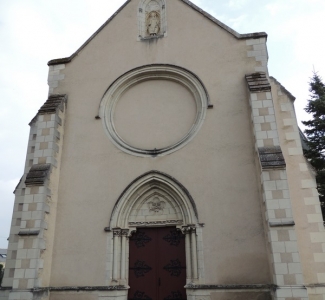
<box><xmin>1</xmin><ymin>1</ymin><xmax>325</xmax><ymax>300</ymax></box>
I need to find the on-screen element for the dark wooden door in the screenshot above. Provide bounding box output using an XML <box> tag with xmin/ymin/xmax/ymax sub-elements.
<box><xmin>128</xmin><ymin>227</ymin><xmax>186</xmax><ymax>300</ymax></box>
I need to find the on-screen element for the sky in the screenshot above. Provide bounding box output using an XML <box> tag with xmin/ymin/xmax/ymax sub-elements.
<box><xmin>0</xmin><ymin>0</ymin><xmax>325</xmax><ymax>248</ymax></box>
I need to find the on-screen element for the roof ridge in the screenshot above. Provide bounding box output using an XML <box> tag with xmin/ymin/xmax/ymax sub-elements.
<box><xmin>48</xmin><ymin>0</ymin><xmax>267</xmax><ymax>66</ymax></box>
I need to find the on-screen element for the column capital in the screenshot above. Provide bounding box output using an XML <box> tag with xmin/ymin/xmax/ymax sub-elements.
<box><xmin>112</xmin><ymin>228</ymin><xmax>122</xmax><ymax>237</ymax></box>
<box><xmin>182</xmin><ymin>225</ymin><xmax>196</xmax><ymax>234</ymax></box>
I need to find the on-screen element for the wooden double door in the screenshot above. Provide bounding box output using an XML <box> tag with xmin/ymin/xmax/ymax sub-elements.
<box><xmin>128</xmin><ymin>227</ymin><xmax>187</xmax><ymax>300</ymax></box>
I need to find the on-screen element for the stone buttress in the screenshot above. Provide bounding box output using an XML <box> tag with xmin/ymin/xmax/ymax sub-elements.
<box><xmin>246</xmin><ymin>73</ymin><xmax>308</xmax><ymax>300</ymax></box>
<box><xmin>270</xmin><ymin>77</ymin><xmax>325</xmax><ymax>300</ymax></box>
<box><xmin>0</xmin><ymin>95</ymin><xmax>67</xmax><ymax>300</ymax></box>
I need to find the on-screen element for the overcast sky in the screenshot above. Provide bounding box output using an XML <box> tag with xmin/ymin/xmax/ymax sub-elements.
<box><xmin>1</xmin><ymin>0</ymin><xmax>325</xmax><ymax>248</ymax></box>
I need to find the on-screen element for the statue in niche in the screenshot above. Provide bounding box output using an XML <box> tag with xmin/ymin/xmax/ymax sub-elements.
<box><xmin>146</xmin><ymin>11</ymin><xmax>161</xmax><ymax>36</ymax></box>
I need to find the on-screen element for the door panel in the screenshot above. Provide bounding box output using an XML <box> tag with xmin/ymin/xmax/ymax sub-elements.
<box><xmin>158</xmin><ymin>227</ymin><xmax>186</xmax><ymax>300</ymax></box>
<box><xmin>129</xmin><ymin>228</ymin><xmax>157</xmax><ymax>300</ymax></box>
<box><xmin>128</xmin><ymin>227</ymin><xmax>186</xmax><ymax>300</ymax></box>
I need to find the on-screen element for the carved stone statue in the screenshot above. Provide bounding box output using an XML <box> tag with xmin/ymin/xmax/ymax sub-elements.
<box><xmin>146</xmin><ymin>11</ymin><xmax>160</xmax><ymax>36</ymax></box>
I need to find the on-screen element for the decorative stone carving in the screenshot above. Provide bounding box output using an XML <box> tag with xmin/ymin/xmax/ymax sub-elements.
<box><xmin>129</xmin><ymin>220</ymin><xmax>183</xmax><ymax>227</ymax></box>
<box><xmin>112</xmin><ymin>228</ymin><xmax>129</xmax><ymax>237</ymax></box>
<box><xmin>181</xmin><ymin>225</ymin><xmax>196</xmax><ymax>234</ymax></box>
<box><xmin>146</xmin><ymin>11</ymin><xmax>160</xmax><ymax>36</ymax></box>
<box><xmin>113</xmin><ymin>228</ymin><xmax>122</xmax><ymax>236</ymax></box>
<box><xmin>121</xmin><ymin>229</ymin><xmax>129</xmax><ymax>236</ymax></box>
<box><xmin>148</xmin><ymin>196</ymin><xmax>165</xmax><ymax>213</ymax></box>
<box><xmin>138</xmin><ymin>0</ymin><xmax>167</xmax><ymax>39</ymax></box>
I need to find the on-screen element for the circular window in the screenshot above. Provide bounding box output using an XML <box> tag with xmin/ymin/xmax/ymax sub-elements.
<box><xmin>99</xmin><ymin>65</ymin><xmax>209</xmax><ymax>157</ymax></box>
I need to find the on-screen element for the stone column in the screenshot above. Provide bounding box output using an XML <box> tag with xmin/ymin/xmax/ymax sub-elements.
<box><xmin>183</xmin><ymin>225</ymin><xmax>198</xmax><ymax>282</ymax></box>
<box><xmin>120</xmin><ymin>229</ymin><xmax>129</xmax><ymax>283</ymax></box>
<box><xmin>190</xmin><ymin>227</ymin><xmax>198</xmax><ymax>280</ymax></box>
<box><xmin>183</xmin><ymin>226</ymin><xmax>192</xmax><ymax>281</ymax></box>
<box><xmin>112</xmin><ymin>228</ymin><xmax>122</xmax><ymax>281</ymax></box>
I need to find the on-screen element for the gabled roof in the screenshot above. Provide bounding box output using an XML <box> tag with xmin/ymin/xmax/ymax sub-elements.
<box><xmin>48</xmin><ymin>0</ymin><xmax>267</xmax><ymax>66</ymax></box>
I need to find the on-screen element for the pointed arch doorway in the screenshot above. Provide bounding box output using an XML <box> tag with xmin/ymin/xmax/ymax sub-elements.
<box><xmin>128</xmin><ymin>227</ymin><xmax>186</xmax><ymax>300</ymax></box>
<box><xmin>106</xmin><ymin>171</ymin><xmax>204</xmax><ymax>298</ymax></box>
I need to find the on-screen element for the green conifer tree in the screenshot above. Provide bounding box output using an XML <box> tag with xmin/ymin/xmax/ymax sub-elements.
<box><xmin>302</xmin><ymin>72</ymin><xmax>325</xmax><ymax>219</ymax></box>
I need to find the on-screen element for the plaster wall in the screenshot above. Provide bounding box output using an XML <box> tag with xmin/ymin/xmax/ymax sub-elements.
<box><xmin>48</xmin><ymin>0</ymin><xmax>270</xmax><ymax>287</ymax></box>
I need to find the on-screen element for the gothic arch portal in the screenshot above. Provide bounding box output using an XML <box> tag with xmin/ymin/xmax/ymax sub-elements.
<box><xmin>138</xmin><ymin>0</ymin><xmax>167</xmax><ymax>39</ymax></box>
<box><xmin>106</xmin><ymin>171</ymin><xmax>205</xmax><ymax>285</ymax></box>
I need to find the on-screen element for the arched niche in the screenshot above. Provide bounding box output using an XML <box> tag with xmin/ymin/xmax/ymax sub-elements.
<box><xmin>138</xmin><ymin>0</ymin><xmax>167</xmax><ymax>39</ymax></box>
<box><xmin>105</xmin><ymin>171</ymin><xmax>205</xmax><ymax>285</ymax></box>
